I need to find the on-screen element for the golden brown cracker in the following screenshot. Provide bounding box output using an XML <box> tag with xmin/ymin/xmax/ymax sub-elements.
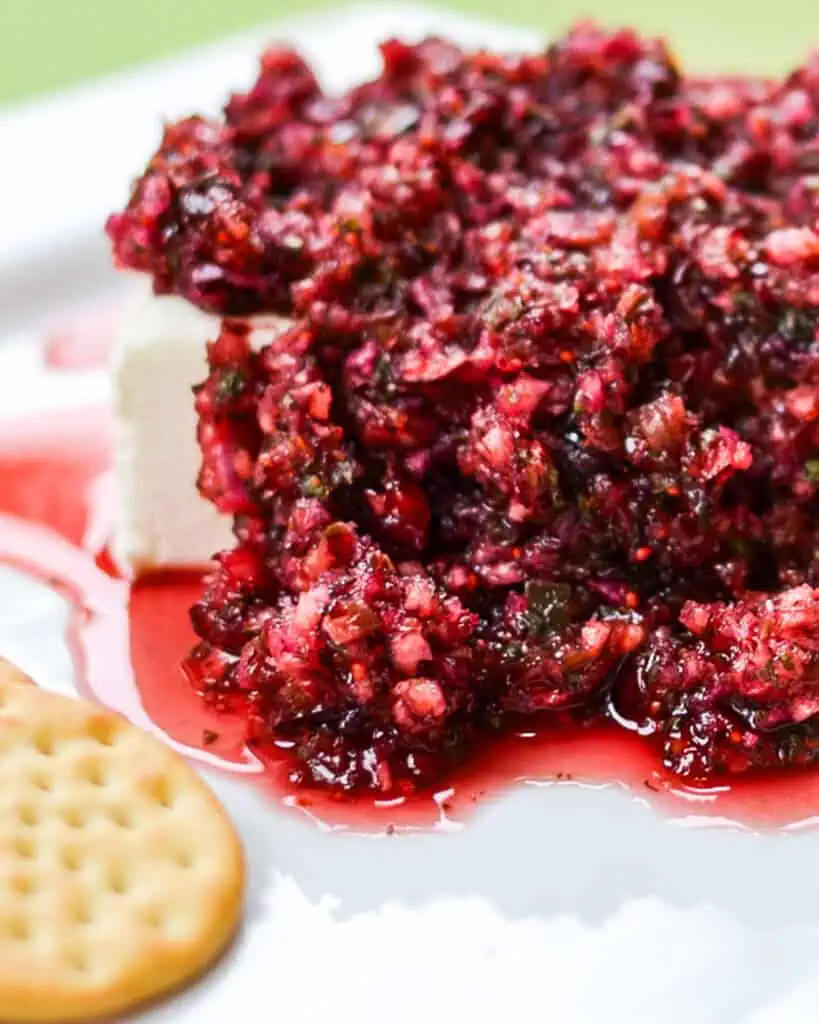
<box><xmin>0</xmin><ymin>673</ymin><xmax>244</xmax><ymax>1022</ymax></box>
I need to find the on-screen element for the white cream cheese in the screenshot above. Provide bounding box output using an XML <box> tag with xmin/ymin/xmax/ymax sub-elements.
<box><xmin>111</xmin><ymin>282</ymin><xmax>283</xmax><ymax>575</ymax></box>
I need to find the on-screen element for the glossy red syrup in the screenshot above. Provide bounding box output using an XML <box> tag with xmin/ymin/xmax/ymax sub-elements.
<box><xmin>2</xmin><ymin>395</ymin><xmax>819</xmax><ymax>831</ymax></box>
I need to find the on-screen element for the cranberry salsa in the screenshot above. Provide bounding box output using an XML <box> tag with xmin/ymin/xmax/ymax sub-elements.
<box><xmin>108</xmin><ymin>27</ymin><xmax>819</xmax><ymax>795</ymax></box>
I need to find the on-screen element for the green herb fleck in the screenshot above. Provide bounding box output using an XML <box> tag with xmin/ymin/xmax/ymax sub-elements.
<box><xmin>300</xmin><ymin>474</ymin><xmax>329</xmax><ymax>499</ymax></box>
<box><xmin>780</xmin><ymin>308</ymin><xmax>815</xmax><ymax>345</ymax></box>
<box><xmin>732</xmin><ymin>291</ymin><xmax>756</xmax><ymax>315</ymax></box>
<box><xmin>524</xmin><ymin>581</ymin><xmax>573</xmax><ymax>637</ymax></box>
<box><xmin>216</xmin><ymin>368</ymin><xmax>246</xmax><ymax>404</ymax></box>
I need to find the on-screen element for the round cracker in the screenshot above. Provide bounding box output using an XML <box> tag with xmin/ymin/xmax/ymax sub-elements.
<box><xmin>0</xmin><ymin>666</ymin><xmax>244</xmax><ymax>1022</ymax></box>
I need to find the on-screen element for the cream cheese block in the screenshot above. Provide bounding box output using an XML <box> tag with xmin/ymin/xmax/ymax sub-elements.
<box><xmin>112</xmin><ymin>282</ymin><xmax>284</xmax><ymax>576</ymax></box>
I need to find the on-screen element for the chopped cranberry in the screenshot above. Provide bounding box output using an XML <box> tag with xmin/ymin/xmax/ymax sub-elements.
<box><xmin>112</xmin><ymin>28</ymin><xmax>819</xmax><ymax>793</ymax></box>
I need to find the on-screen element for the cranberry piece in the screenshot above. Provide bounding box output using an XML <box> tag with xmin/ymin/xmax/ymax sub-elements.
<box><xmin>366</xmin><ymin>475</ymin><xmax>431</xmax><ymax>551</ymax></box>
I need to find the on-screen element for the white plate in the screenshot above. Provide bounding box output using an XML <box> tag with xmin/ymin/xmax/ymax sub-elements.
<box><xmin>2</xmin><ymin>6</ymin><xmax>819</xmax><ymax>1022</ymax></box>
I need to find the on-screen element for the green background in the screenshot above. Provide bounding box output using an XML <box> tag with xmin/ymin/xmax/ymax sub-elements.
<box><xmin>1</xmin><ymin>0</ymin><xmax>818</xmax><ymax>106</ymax></box>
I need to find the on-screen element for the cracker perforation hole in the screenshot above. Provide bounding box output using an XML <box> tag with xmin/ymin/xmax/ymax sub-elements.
<box><xmin>12</xmin><ymin>875</ymin><xmax>39</xmax><ymax>896</ymax></box>
<box><xmin>85</xmin><ymin>763</ymin><xmax>107</xmax><ymax>788</ymax></box>
<box><xmin>108</xmin><ymin>806</ymin><xmax>133</xmax><ymax>830</ymax></box>
<box><xmin>174</xmin><ymin>848</ymin><xmax>194</xmax><ymax>869</ymax></box>
<box><xmin>33</xmin><ymin>731</ymin><xmax>55</xmax><ymax>757</ymax></box>
<box><xmin>72</xmin><ymin>903</ymin><xmax>94</xmax><ymax>926</ymax></box>
<box><xmin>143</xmin><ymin>907</ymin><xmax>163</xmax><ymax>930</ymax></box>
<box><xmin>13</xmin><ymin>836</ymin><xmax>35</xmax><ymax>860</ymax></box>
<box><xmin>153</xmin><ymin>775</ymin><xmax>175</xmax><ymax>809</ymax></box>
<box><xmin>89</xmin><ymin>719</ymin><xmax>119</xmax><ymax>748</ymax></box>
<box><xmin>30</xmin><ymin>771</ymin><xmax>53</xmax><ymax>793</ymax></box>
<box><xmin>107</xmin><ymin>870</ymin><xmax>128</xmax><ymax>896</ymax></box>
<box><xmin>60</xmin><ymin>848</ymin><xmax>82</xmax><ymax>872</ymax></box>
<box><xmin>5</xmin><ymin>917</ymin><xmax>29</xmax><ymax>942</ymax></box>
<box><xmin>62</xmin><ymin>806</ymin><xmax>86</xmax><ymax>830</ymax></box>
<box><xmin>66</xmin><ymin>949</ymin><xmax>89</xmax><ymax>973</ymax></box>
<box><xmin>19</xmin><ymin>804</ymin><xmax>39</xmax><ymax>827</ymax></box>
